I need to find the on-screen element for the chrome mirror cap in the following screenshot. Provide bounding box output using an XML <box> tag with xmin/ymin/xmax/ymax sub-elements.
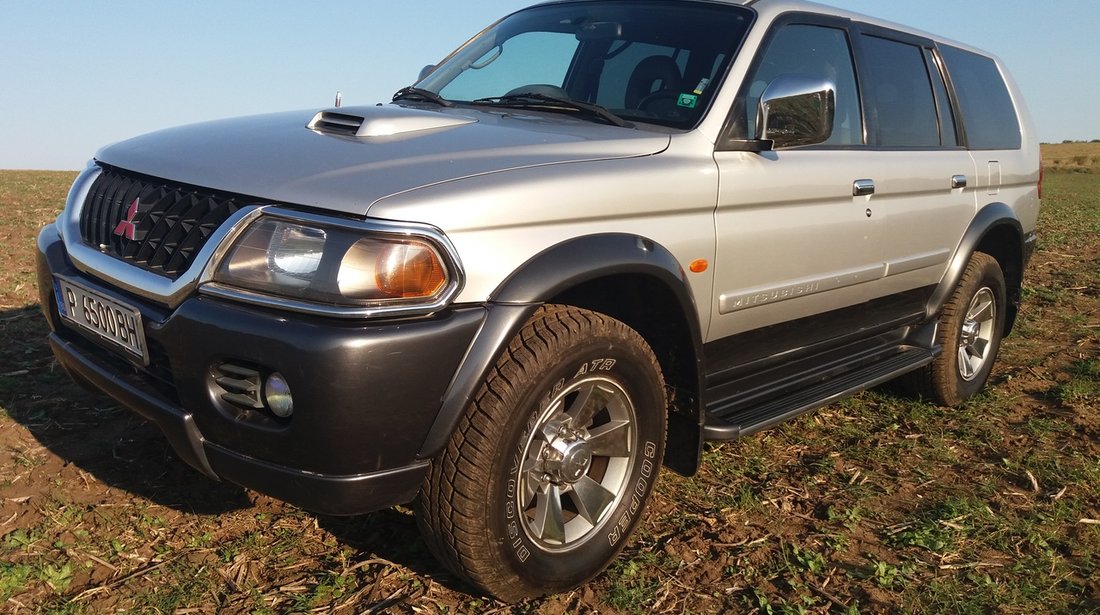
<box><xmin>756</xmin><ymin>74</ymin><xmax>836</xmax><ymax>149</ymax></box>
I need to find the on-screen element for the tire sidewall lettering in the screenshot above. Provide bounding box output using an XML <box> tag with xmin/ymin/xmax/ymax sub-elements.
<box><xmin>607</xmin><ymin>441</ymin><xmax>657</xmax><ymax>547</ymax></box>
<box><xmin>493</xmin><ymin>345</ymin><xmax>663</xmax><ymax>581</ymax></box>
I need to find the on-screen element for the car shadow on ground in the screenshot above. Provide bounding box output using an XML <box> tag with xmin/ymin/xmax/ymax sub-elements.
<box><xmin>2</xmin><ymin>306</ymin><xmax>252</xmax><ymax>515</ymax></box>
<box><xmin>1</xmin><ymin>304</ymin><xmax>472</xmax><ymax>594</ymax></box>
<box><xmin>316</xmin><ymin>511</ymin><xmax>480</xmax><ymax>596</ymax></box>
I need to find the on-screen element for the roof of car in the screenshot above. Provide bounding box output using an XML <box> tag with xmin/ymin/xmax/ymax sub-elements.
<box><xmin>525</xmin><ymin>0</ymin><xmax>991</xmax><ymax>60</ymax></box>
<box><xmin>749</xmin><ymin>0</ymin><xmax>987</xmax><ymax>55</ymax></box>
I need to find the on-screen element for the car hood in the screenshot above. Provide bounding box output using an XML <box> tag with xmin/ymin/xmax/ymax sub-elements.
<box><xmin>95</xmin><ymin>104</ymin><xmax>670</xmax><ymax>216</ymax></box>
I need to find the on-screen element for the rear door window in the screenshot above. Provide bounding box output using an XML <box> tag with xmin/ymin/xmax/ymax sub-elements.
<box><xmin>940</xmin><ymin>46</ymin><xmax>1022</xmax><ymax>150</ymax></box>
<box><xmin>858</xmin><ymin>34</ymin><xmax>940</xmax><ymax>147</ymax></box>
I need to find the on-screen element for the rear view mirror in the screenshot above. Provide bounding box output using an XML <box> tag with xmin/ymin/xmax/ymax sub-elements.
<box><xmin>756</xmin><ymin>74</ymin><xmax>836</xmax><ymax>149</ymax></box>
<box><xmin>576</xmin><ymin>21</ymin><xmax>623</xmax><ymax>41</ymax></box>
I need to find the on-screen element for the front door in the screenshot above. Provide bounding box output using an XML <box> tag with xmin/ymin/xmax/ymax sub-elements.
<box><xmin>711</xmin><ymin>21</ymin><xmax>883</xmax><ymax>342</ymax></box>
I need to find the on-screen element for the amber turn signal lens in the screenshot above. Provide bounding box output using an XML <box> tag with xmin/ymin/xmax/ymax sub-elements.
<box><xmin>689</xmin><ymin>259</ymin><xmax>709</xmax><ymax>273</ymax></box>
<box><xmin>375</xmin><ymin>243</ymin><xmax>447</xmax><ymax>298</ymax></box>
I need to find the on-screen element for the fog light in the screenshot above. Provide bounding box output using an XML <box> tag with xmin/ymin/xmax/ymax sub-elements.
<box><xmin>264</xmin><ymin>372</ymin><xmax>294</xmax><ymax>418</ymax></box>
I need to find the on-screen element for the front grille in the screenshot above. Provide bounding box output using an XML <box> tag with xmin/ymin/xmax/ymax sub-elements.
<box><xmin>79</xmin><ymin>166</ymin><xmax>267</xmax><ymax>279</ymax></box>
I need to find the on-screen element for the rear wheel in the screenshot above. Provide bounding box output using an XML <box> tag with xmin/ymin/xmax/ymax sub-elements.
<box><xmin>416</xmin><ymin>305</ymin><xmax>666</xmax><ymax>601</ymax></box>
<box><xmin>906</xmin><ymin>252</ymin><xmax>1007</xmax><ymax>406</ymax></box>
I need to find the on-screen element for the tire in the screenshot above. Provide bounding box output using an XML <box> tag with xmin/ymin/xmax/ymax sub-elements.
<box><xmin>416</xmin><ymin>305</ymin><xmax>667</xmax><ymax>602</ymax></box>
<box><xmin>905</xmin><ymin>252</ymin><xmax>1007</xmax><ymax>406</ymax></box>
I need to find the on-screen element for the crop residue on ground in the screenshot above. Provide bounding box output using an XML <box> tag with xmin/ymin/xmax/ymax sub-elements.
<box><xmin>0</xmin><ymin>147</ymin><xmax>1097</xmax><ymax>613</ymax></box>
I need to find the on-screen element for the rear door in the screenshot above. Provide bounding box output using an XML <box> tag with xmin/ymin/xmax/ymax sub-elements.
<box><xmin>850</xmin><ymin>27</ymin><xmax>977</xmax><ymax>297</ymax></box>
<box><xmin>937</xmin><ymin>44</ymin><xmax>1039</xmax><ymax>234</ymax></box>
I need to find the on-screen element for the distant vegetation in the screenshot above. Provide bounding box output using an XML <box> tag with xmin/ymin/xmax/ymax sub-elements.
<box><xmin>1041</xmin><ymin>141</ymin><xmax>1100</xmax><ymax>174</ymax></box>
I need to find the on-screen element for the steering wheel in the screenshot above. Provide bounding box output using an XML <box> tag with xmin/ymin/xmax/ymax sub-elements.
<box><xmin>636</xmin><ymin>89</ymin><xmax>683</xmax><ymax>114</ymax></box>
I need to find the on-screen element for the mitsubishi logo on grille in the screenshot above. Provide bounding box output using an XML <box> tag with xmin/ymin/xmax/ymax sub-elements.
<box><xmin>113</xmin><ymin>198</ymin><xmax>143</xmax><ymax>241</ymax></box>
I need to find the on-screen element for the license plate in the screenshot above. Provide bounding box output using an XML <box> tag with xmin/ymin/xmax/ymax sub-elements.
<box><xmin>55</xmin><ymin>277</ymin><xmax>149</xmax><ymax>365</ymax></box>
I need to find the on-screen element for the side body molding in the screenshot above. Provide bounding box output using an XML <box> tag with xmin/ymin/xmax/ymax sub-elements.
<box><xmin>926</xmin><ymin>202</ymin><xmax>1024</xmax><ymax>326</ymax></box>
<box><xmin>417</xmin><ymin>234</ymin><xmax>707</xmax><ymax>475</ymax></box>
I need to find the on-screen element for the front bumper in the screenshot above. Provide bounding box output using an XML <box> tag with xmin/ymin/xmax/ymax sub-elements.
<box><xmin>37</xmin><ymin>223</ymin><xmax>486</xmax><ymax>515</ymax></box>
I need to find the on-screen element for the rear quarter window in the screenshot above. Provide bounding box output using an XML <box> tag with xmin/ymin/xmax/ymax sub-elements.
<box><xmin>940</xmin><ymin>46</ymin><xmax>1022</xmax><ymax>150</ymax></box>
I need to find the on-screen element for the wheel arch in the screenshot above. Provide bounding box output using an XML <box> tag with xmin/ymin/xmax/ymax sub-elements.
<box><xmin>416</xmin><ymin>233</ymin><xmax>706</xmax><ymax>476</ymax></box>
<box><xmin>928</xmin><ymin>202</ymin><xmax>1025</xmax><ymax>336</ymax></box>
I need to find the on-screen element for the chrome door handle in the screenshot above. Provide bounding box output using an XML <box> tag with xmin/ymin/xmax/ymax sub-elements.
<box><xmin>951</xmin><ymin>175</ymin><xmax>968</xmax><ymax>189</ymax></box>
<box><xmin>853</xmin><ymin>179</ymin><xmax>875</xmax><ymax>196</ymax></box>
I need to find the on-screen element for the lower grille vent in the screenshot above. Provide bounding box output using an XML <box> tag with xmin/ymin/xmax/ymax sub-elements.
<box><xmin>213</xmin><ymin>363</ymin><xmax>263</xmax><ymax>410</ymax></box>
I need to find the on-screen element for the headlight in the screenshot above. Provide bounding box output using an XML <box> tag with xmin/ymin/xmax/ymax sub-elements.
<box><xmin>208</xmin><ymin>213</ymin><xmax>459</xmax><ymax>316</ymax></box>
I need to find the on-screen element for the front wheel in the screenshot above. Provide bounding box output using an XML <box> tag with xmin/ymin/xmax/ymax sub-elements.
<box><xmin>416</xmin><ymin>305</ymin><xmax>667</xmax><ymax>602</ymax></box>
<box><xmin>906</xmin><ymin>251</ymin><xmax>1007</xmax><ymax>406</ymax></box>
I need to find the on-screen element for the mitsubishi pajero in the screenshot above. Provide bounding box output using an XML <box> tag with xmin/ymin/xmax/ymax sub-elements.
<box><xmin>37</xmin><ymin>0</ymin><xmax>1040</xmax><ymax>600</ymax></box>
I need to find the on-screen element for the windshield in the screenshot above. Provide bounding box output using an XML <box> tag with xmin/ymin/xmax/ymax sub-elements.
<box><xmin>414</xmin><ymin>1</ymin><xmax>754</xmax><ymax>130</ymax></box>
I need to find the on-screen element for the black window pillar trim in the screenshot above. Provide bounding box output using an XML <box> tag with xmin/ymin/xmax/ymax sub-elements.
<box><xmin>930</xmin><ymin>42</ymin><xmax>971</xmax><ymax>148</ymax></box>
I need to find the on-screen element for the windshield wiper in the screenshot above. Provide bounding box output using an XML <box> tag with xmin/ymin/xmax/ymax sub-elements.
<box><xmin>392</xmin><ymin>86</ymin><xmax>452</xmax><ymax>107</ymax></box>
<box><xmin>471</xmin><ymin>94</ymin><xmax>631</xmax><ymax>128</ymax></box>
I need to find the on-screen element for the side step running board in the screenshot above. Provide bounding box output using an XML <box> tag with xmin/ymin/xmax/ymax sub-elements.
<box><xmin>703</xmin><ymin>347</ymin><xmax>934</xmax><ymax>441</ymax></box>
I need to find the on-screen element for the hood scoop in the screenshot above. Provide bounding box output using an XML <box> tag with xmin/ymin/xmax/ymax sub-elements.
<box><xmin>307</xmin><ymin>105</ymin><xmax>477</xmax><ymax>138</ymax></box>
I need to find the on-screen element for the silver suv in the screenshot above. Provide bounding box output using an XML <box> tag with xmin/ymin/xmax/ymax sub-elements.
<box><xmin>36</xmin><ymin>0</ymin><xmax>1040</xmax><ymax>601</ymax></box>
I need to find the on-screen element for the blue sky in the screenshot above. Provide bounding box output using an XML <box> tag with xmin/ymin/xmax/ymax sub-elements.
<box><xmin>2</xmin><ymin>0</ymin><xmax>1097</xmax><ymax>170</ymax></box>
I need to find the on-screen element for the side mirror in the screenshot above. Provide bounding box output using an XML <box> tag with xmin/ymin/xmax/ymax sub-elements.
<box><xmin>756</xmin><ymin>75</ymin><xmax>836</xmax><ymax>149</ymax></box>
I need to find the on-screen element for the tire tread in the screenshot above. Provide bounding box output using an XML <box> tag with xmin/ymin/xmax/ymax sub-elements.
<box><xmin>416</xmin><ymin>305</ymin><xmax>665</xmax><ymax>601</ymax></box>
<box><xmin>900</xmin><ymin>252</ymin><xmax>1005</xmax><ymax>405</ymax></box>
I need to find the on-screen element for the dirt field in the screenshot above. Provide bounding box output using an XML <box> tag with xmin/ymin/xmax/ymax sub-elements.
<box><xmin>1</xmin><ymin>148</ymin><xmax>1097</xmax><ymax>613</ymax></box>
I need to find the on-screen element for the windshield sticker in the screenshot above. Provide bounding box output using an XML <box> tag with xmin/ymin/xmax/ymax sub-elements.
<box><xmin>677</xmin><ymin>93</ymin><xmax>699</xmax><ymax>109</ymax></box>
<box><xmin>693</xmin><ymin>78</ymin><xmax>711</xmax><ymax>95</ymax></box>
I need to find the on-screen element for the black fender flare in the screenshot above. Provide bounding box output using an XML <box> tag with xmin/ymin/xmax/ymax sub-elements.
<box><xmin>416</xmin><ymin>233</ymin><xmax>706</xmax><ymax>466</ymax></box>
<box><xmin>926</xmin><ymin>202</ymin><xmax>1024</xmax><ymax>322</ymax></box>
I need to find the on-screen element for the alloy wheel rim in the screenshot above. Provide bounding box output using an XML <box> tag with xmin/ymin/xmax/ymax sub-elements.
<box><xmin>516</xmin><ymin>376</ymin><xmax>637</xmax><ymax>551</ymax></box>
<box><xmin>958</xmin><ymin>287</ymin><xmax>997</xmax><ymax>382</ymax></box>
